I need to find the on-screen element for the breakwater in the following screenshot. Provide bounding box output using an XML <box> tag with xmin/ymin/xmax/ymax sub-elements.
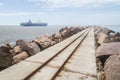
<box><xmin>0</xmin><ymin>26</ymin><xmax>85</xmax><ymax>70</ymax></box>
<box><xmin>0</xmin><ymin>25</ymin><xmax>120</xmax><ymax>80</ymax></box>
<box><xmin>95</xmin><ymin>26</ymin><xmax>120</xmax><ymax>80</ymax></box>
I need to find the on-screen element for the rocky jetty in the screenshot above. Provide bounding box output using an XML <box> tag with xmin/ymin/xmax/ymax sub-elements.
<box><xmin>95</xmin><ymin>26</ymin><xmax>120</xmax><ymax>80</ymax></box>
<box><xmin>1</xmin><ymin>26</ymin><xmax>120</xmax><ymax>80</ymax></box>
<box><xmin>0</xmin><ymin>26</ymin><xmax>84</xmax><ymax>71</ymax></box>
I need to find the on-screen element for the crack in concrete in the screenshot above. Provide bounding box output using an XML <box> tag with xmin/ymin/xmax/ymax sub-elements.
<box><xmin>24</xmin><ymin>60</ymin><xmax>43</xmax><ymax>64</ymax></box>
<box><xmin>25</xmin><ymin>60</ymin><xmax>61</xmax><ymax>69</ymax></box>
<box><xmin>62</xmin><ymin>68</ymin><xmax>97</xmax><ymax>78</ymax></box>
<box><xmin>46</xmin><ymin>64</ymin><xmax>60</xmax><ymax>69</ymax></box>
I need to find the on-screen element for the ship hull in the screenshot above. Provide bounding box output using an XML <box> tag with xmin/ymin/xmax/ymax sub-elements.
<box><xmin>20</xmin><ymin>23</ymin><xmax>47</xmax><ymax>26</ymax></box>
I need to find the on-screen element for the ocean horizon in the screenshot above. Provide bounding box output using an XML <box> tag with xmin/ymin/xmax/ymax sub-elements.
<box><xmin>0</xmin><ymin>25</ymin><xmax>119</xmax><ymax>45</ymax></box>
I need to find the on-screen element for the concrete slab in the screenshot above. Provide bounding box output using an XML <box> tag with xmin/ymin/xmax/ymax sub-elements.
<box><xmin>29</xmin><ymin>29</ymin><xmax>89</xmax><ymax>80</ymax></box>
<box><xmin>56</xmin><ymin>28</ymin><xmax>97</xmax><ymax>79</ymax></box>
<box><xmin>0</xmin><ymin>61</ymin><xmax>42</xmax><ymax>80</ymax></box>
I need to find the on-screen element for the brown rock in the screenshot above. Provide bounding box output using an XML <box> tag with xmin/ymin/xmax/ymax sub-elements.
<box><xmin>52</xmin><ymin>33</ymin><xmax>62</xmax><ymax>43</ymax></box>
<box><xmin>2</xmin><ymin>43</ymin><xmax>12</xmax><ymax>49</ymax></box>
<box><xmin>0</xmin><ymin>46</ymin><xmax>12</xmax><ymax>70</ymax></box>
<box><xmin>29</xmin><ymin>42</ymin><xmax>41</xmax><ymax>54</ymax></box>
<box><xmin>59</xmin><ymin>27</ymin><xmax>70</xmax><ymax>39</ymax></box>
<box><xmin>96</xmin><ymin>42</ymin><xmax>120</xmax><ymax>65</ymax></box>
<box><xmin>101</xmin><ymin>28</ymin><xmax>110</xmax><ymax>34</ymax></box>
<box><xmin>70</xmin><ymin>27</ymin><xmax>82</xmax><ymax>35</ymax></box>
<box><xmin>13</xmin><ymin>46</ymin><xmax>22</xmax><ymax>54</ymax></box>
<box><xmin>104</xmin><ymin>55</ymin><xmax>120</xmax><ymax>80</ymax></box>
<box><xmin>96</xmin><ymin>42</ymin><xmax>120</xmax><ymax>57</ymax></box>
<box><xmin>34</xmin><ymin>35</ymin><xmax>56</xmax><ymax>49</ymax></box>
<box><xmin>94</xmin><ymin>27</ymin><xmax>102</xmax><ymax>36</ymax></box>
<box><xmin>97</xmin><ymin>71</ymin><xmax>105</xmax><ymax>80</ymax></box>
<box><xmin>13</xmin><ymin>51</ymin><xmax>29</xmax><ymax>63</ymax></box>
<box><xmin>97</xmin><ymin>33</ymin><xmax>108</xmax><ymax>44</ymax></box>
<box><xmin>109</xmin><ymin>32</ymin><xmax>120</xmax><ymax>42</ymax></box>
<box><xmin>16</xmin><ymin>40</ymin><xmax>35</xmax><ymax>56</ymax></box>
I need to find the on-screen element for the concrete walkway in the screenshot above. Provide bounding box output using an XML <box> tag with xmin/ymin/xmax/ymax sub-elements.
<box><xmin>0</xmin><ymin>28</ymin><xmax>97</xmax><ymax>80</ymax></box>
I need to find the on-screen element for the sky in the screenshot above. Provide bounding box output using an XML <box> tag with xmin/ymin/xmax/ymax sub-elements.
<box><xmin>0</xmin><ymin>0</ymin><xmax>120</xmax><ymax>25</ymax></box>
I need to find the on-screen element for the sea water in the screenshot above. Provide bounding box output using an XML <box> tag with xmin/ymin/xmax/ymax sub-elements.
<box><xmin>103</xmin><ymin>25</ymin><xmax>120</xmax><ymax>32</ymax></box>
<box><xmin>0</xmin><ymin>25</ymin><xmax>119</xmax><ymax>45</ymax></box>
<box><xmin>0</xmin><ymin>25</ymin><xmax>64</xmax><ymax>45</ymax></box>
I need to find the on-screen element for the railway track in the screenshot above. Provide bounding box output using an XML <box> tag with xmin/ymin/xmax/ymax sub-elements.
<box><xmin>0</xmin><ymin>27</ymin><xmax>97</xmax><ymax>80</ymax></box>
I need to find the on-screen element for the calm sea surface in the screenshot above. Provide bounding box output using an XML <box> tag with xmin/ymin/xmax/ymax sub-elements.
<box><xmin>0</xmin><ymin>25</ymin><xmax>119</xmax><ymax>45</ymax></box>
<box><xmin>0</xmin><ymin>25</ymin><xmax>64</xmax><ymax>45</ymax></box>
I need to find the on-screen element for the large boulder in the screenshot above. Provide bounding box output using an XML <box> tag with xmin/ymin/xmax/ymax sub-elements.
<box><xmin>101</xmin><ymin>28</ymin><xmax>110</xmax><ymax>35</ymax></box>
<box><xmin>96</xmin><ymin>42</ymin><xmax>120</xmax><ymax>64</ymax></box>
<box><xmin>52</xmin><ymin>33</ymin><xmax>62</xmax><ymax>43</ymax></box>
<box><xmin>16</xmin><ymin>40</ymin><xmax>35</xmax><ymax>56</ymax></box>
<box><xmin>34</xmin><ymin>35</ymin><xmax>56</xmax><ymax>50</ymax></box>
<box><xmin>0</xmin><ymin>46</ymin><xmax>12</xmax><ymax>70</ymax></box>
<box><xmin>29</xmin><ymin>42</ymin><xmax>41</xmax><ymax>54</ymax></box>
<box><xmin>109</xmin><ymin>32</ymin><xmax>120</xmax><ymax>42</ymax></box>
<box><xmin>13</xmin><ymin>46</ymin><xmax>22</xmax><ymax>53</ymax></box>
<box><xmin>97</xmin><ymin>33</ymin><xmax>109</xmax><ymax>45</ymax></box>
<box><xmin>104</xmin><ymin>55</ymin><xmax>120</xmax><ymax>80</ymax></box>
<box><xmin>69</xmin><ymin>27</ymin><xmax>81</xmax><ymax>36</ymax></box>
<box><xmin>13</xmin><ymin>51</ymin><xmax>29</xmax><ymax>63</ymax></box>
<box><xmin>10</xmin><ymin>46</ymin><xmax>22</xmax><ymax>56</ymax></box>
<box><xmin>96</xmin><ymin>42</ymin><xmax>120</xmax><ymax>57</ymax></box>
<box><xmin>59</xmin><ymin>27</ymin><xmax>71</xmax><ymax>39</ymax></box>
<box><xmin>94</xmin><ymin>27</ymin><xmax>102</xmax><ymax>36</ymax></box>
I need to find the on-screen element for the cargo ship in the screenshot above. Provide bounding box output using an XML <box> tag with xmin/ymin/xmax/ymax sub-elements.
<box><xmin>20</xmin><ymin>20</ymin><xmax>48</xmax><ymax>26</ymax></box>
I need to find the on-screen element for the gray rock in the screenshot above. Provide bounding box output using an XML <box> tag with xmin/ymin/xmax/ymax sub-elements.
<box><xmin>16</xmin><ymin>40</ymin><xmax>35</xmax><ymax>56</ymax></box>
<box><xmin>0</xmin><ymin>46</ymin><xmax>12</xmax><ymax>70</ymax></box>
<box><xmin>30</xmin><ymin>42</ymin><xmax>41</xmax><ymax>54</ymax></box>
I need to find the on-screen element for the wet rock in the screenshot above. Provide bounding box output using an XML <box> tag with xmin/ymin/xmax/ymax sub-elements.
<box><xmin>0</xmin><ymin>46</ymin><xmax>12</xmax><ymax>70</ymax></box>
<box><xmin>16</xmin><ymin>40</ymin><xmax>35</xmax><ymax>56</ymax></box>
<box><xmin>104</xmin><ymin>55</ymin><xmax>120</xmax><ymax>80</ymax></box>
<box><xmin>13</xmin><ymin>51</ymin><xmax>29</xmax><ymax>63</ymax></box>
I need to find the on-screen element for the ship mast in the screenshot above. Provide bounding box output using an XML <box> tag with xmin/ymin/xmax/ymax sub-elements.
<box><xmin>28</xmin><ymin>19</ymin><xmax>32</xmax><ymax>23</ymax></box>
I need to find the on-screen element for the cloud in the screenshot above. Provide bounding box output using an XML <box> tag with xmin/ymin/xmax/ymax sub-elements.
<box><xmin>0</xmin><ymin>12</ymin><xmax>43</xmax><ymax>16</ymax></box>
<box><xmin>28</xmin><ymin>0</ymin><xmax>120</xmax><ymax>8</ymax></box>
